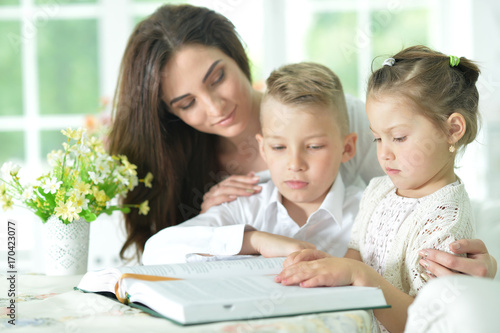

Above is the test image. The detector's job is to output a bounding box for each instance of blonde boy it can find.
[142,62,362,264]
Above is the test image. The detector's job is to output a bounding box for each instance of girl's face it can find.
[160,44,255,138]
[366,93,456,198]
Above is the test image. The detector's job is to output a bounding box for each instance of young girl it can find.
[275,45,479,332]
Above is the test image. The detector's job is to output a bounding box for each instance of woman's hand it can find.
[200,172,262,213]
[419,239,498,278]
[240,231,316,258]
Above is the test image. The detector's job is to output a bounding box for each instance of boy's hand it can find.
[241,231,316,258]
[200,172,262,213]
[283,249,332,269]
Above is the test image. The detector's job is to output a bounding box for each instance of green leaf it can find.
[37,188,56,207]
[80,210,96,222]
[35,210,50,223]
[101,206,129,215]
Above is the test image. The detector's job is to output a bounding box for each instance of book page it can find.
[77,256,285,293]
[125,256,285,279]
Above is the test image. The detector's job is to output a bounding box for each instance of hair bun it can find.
[456,57,480,86]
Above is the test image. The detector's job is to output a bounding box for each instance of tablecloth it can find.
[0,274,374,332]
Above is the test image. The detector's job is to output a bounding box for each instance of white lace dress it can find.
[348,176,475,332]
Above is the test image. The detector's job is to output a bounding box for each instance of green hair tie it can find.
[449,55,460,67]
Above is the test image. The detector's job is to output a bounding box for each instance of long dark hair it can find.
[108,4,251,261]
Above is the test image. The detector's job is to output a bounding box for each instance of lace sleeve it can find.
[402,192,475,297]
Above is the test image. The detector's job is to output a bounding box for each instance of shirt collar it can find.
[264,182,282,222]
[317,174,345,227]
[263,175,346,227]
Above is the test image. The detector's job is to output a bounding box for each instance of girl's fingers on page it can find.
[282,251,302,268]
[299,274,336,288]
[276,262,311,286]
[282,249,321,268]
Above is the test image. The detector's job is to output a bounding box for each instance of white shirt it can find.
[142,175,364,265]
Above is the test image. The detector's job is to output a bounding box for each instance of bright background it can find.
[0,0,499,276]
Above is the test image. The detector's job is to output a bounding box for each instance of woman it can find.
[108,3,496,279]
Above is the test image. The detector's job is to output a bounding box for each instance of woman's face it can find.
[161,44,254,138]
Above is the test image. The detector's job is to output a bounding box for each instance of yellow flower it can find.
[61,128,85,141]
[120,155,137,176]
[138,200,150,215]
[143,172,153,188]
[92,186,109,203]
[54,199,81,222]
[0,183,6,196]
[2,196,13,210]
[74,181,92,195]
[88,136,105,154]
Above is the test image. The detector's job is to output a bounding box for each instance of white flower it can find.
[95,157,111,176]
[113,172,129,187]
[127,174,139,190]
[1,161,21,177]
[72,193,89,210]
[47,150,64,167]
[21,187,35,201]
[41,177,62,194]
[88,171,105,184]
[75,141,90,154]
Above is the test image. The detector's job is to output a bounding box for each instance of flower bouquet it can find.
[0,127,153,275]
[0,127,151,224]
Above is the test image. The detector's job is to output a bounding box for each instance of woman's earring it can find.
[449,145,456,153]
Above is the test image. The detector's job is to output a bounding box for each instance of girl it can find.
[275,45,479,332]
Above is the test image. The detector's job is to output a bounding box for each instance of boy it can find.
[142,62,362,265]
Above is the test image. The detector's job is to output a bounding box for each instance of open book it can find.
[77,256,389,325]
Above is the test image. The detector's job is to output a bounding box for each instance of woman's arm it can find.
[419,239,497,278]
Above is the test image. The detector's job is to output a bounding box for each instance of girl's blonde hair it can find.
[367,45,480,151]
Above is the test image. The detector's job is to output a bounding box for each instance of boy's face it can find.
[256,96,356,212]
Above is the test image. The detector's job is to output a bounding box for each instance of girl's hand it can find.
[200,172,262,213]
[275,257,366,287]
[241,231,316,258]
[282,249,332,269]
[419,239,497,278]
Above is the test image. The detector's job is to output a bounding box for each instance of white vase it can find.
[43,215,90,275]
